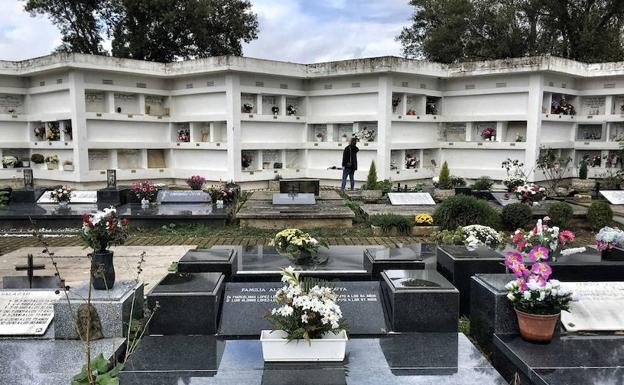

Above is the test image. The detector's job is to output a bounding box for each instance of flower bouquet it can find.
[481,127,496,141]
[462,225,504,251]
[286,104,297,116]
[261,267,347,361]
[50,186,72,207]
[46,123,60,141]
[509,218,582,261]
[514,183,546,206]
[596,226,624,260]
[2,156,17,169]
[207,181,236,205]
[131,180,157,207]
[241,153,253,169]
[177,129,190,142]
[412,213,436,235]
[271,106,279,116]
[316,132,324,142]
[242,103,254,113]
[356,127,376,142]
[81,207,129,289]
[34,125,45,140]
[270,228,328,262]
[405,155,418,169]
[415,213,433,226]
[186,175,206,190]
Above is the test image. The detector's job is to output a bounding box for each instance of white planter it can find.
[260,330,347,362]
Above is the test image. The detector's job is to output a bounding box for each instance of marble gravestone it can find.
[0,290,60,336]
[387,193,435,206]
[560,282,624,332]
[37,190,98,204]
[157,190,212,204]
[600,190,624,205]
[490,192,520,206]
[272,192,316,205]
[219,281,387,336]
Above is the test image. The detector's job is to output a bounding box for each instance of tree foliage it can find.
[398,0,624,63]
[23,0,259,62]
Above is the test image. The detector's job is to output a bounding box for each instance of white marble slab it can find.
[388,193,435,206]
[0,290,60,336]
[561,281,624,332]
[272,193,316,205]
[37,190,98,204]
[600,190,624,205]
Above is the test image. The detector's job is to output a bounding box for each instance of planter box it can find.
[260,330,347,362]
[411,225,439,236]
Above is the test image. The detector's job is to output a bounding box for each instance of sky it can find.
[0,0,412,63]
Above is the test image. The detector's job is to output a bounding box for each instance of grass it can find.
[458,316,470,335]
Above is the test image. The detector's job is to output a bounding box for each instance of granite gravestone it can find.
[560,282,624,332]
[0,290,60,336]
[280,179,320,196]
[37,190,98,204]
[157,190,212,204]
[23,168,33,189]
[490,192,520,206]
[600,190,624,205]
[387,193,436,206]
[219,281,387,336]
[272,193,316,205]
[364,246,430,278]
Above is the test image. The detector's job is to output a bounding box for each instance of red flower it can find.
[122,218,129,226]
[82,213,89,223]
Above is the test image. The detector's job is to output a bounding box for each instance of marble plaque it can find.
[388,192,435,205]
[561,282,624,332]
[219,281,386,335]
[491,192,520,206]
[272,193,316,205]
[37,190,97,204]
[157,190,211,204]
[600,191,624,205]
[0,290,60,336]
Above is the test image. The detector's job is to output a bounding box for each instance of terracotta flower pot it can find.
[514,308,560,343]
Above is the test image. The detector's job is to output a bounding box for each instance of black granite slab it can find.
[147,272,225,335]
[218,281,387,336]
[10,188,45,203]
[364,245,431,278]
[120,333,507,385]
[178,247,237,276]
[381,270,459,332]
[493,334,624,385]
[280,179,320,196]
[436,245,506,316]
[97,187,127,206]
[2,276,62,289]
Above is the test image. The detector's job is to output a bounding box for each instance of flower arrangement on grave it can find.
[271,106,279,116]
[406,109,417,115]
[426,101,437,115]
[45,155,59,170]
[2,156,17,168]
[34,125,45,140]
[509,218,583,261]
[81,207,129,289]
[595,226,624,251]
[514,183,546,206]
[462,225,505,250]
[392,97,400,112]
[265,267,347,341]
[550,97,576,115]
[481,127,496,141]
[390,160,398,170]
[63,124,72,140]
[315,132,324,142]
[50,186,72,205]
[207,181,236,205]
[270,228,328,262]
[177,128,190,142]
[242,103,254,113]
[355,127,376,142]
[501,158,529,192]
[286,104,297,116]
[131,180,157,207]
[589,155,602,167]
[46,123,60,141]
[241,153,253,169]
[186,175,206,190]
[515,133,524,142]
[405,154,419,169]
[414,214,433,226]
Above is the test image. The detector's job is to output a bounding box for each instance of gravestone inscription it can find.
[0,290,60,335]
[157,190,211,204]
[388,193,435,205]
[219,281,386,336]
[561,282,624,332]
[600,191,624,205]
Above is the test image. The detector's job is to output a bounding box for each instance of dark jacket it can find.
[342,144,359,170]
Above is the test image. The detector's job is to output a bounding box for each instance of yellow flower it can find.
[415,213,433,225]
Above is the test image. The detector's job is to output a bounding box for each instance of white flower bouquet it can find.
[462,225,505,250]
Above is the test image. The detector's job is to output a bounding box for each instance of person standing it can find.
[341,137,359,192]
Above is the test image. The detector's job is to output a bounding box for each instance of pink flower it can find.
[516,240,527,251]
[505,252,523,269]
[512,231,525,244]
[559,230,575,245]
[531,262,552,281]
[528,245,549,262]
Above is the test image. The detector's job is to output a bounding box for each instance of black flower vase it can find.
[91,250,115,290]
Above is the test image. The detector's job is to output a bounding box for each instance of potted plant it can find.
[241,153,253,170]
[269,228,328,264]
[571,159,594,194]
[132,180,157,208]
[269,174,281,191]
[186,175,206,190]
[50,186,72,208]
[481,127,496,141]
[286,105,297,116]
[412,213,438,236]
[262,267,348,362]
[80,208,129,290]
[62,160,74,171]
[432,161,455,201]
[595,226,624,261]
[514,183,546,206]
[271,106,279,116]
[471,176,494,199]
[31,153,45,166]
[504,218,584,342]
[45,155,59,170]
[362,161,383,203]
[315,132,324,142]
[502,159,529,192]
[2,156,17,169]
[177,128,190,143]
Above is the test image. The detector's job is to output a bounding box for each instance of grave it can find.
[97,169,125,205]
[361,202,436,218]
[381,269,459,332]
[177,247,237,277]
[0,290,60,336]
[2,254,61,289]
[560,281,624,332]
[272,192,316,205]
[54,280,143,339]
[157,189,212,204]
[490,192,520,206]
[219,281,387,336]
[387,192,436,206]
[37,190,98,204]
[364,245,431,278]
[600,190,624,204]
[279,179,320,196]
[237,191,354,229]
[436,245,506,315]
[147,272,224,335]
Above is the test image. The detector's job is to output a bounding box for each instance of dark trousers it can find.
[341,168,355,191]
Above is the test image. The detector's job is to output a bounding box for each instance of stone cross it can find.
[15,254,45,289]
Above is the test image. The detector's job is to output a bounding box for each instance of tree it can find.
[398,0,624,63]
[365,161,378,190]
[22,0,259,62]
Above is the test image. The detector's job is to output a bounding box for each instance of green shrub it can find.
[30,154,45,164]
[438,161,451,189]
[0,191,8,207]
[450,176,466,187]
[369,213,413,235]
[578,160,588,180]
[587,201,613,231]
[344,199,367,224]
[376,179,392,194]
[433,195,501,230]
[432,227,465,245]
[365,161,378,190]
[501,203,532,231]
[472,176,494,191]
[547,202,574,228]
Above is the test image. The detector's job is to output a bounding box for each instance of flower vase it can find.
[58,201,69,209]
[91,250,115,290]
[141,198,150,208]
[515,308,560,343]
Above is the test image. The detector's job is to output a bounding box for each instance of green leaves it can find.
[71,355,123,385]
